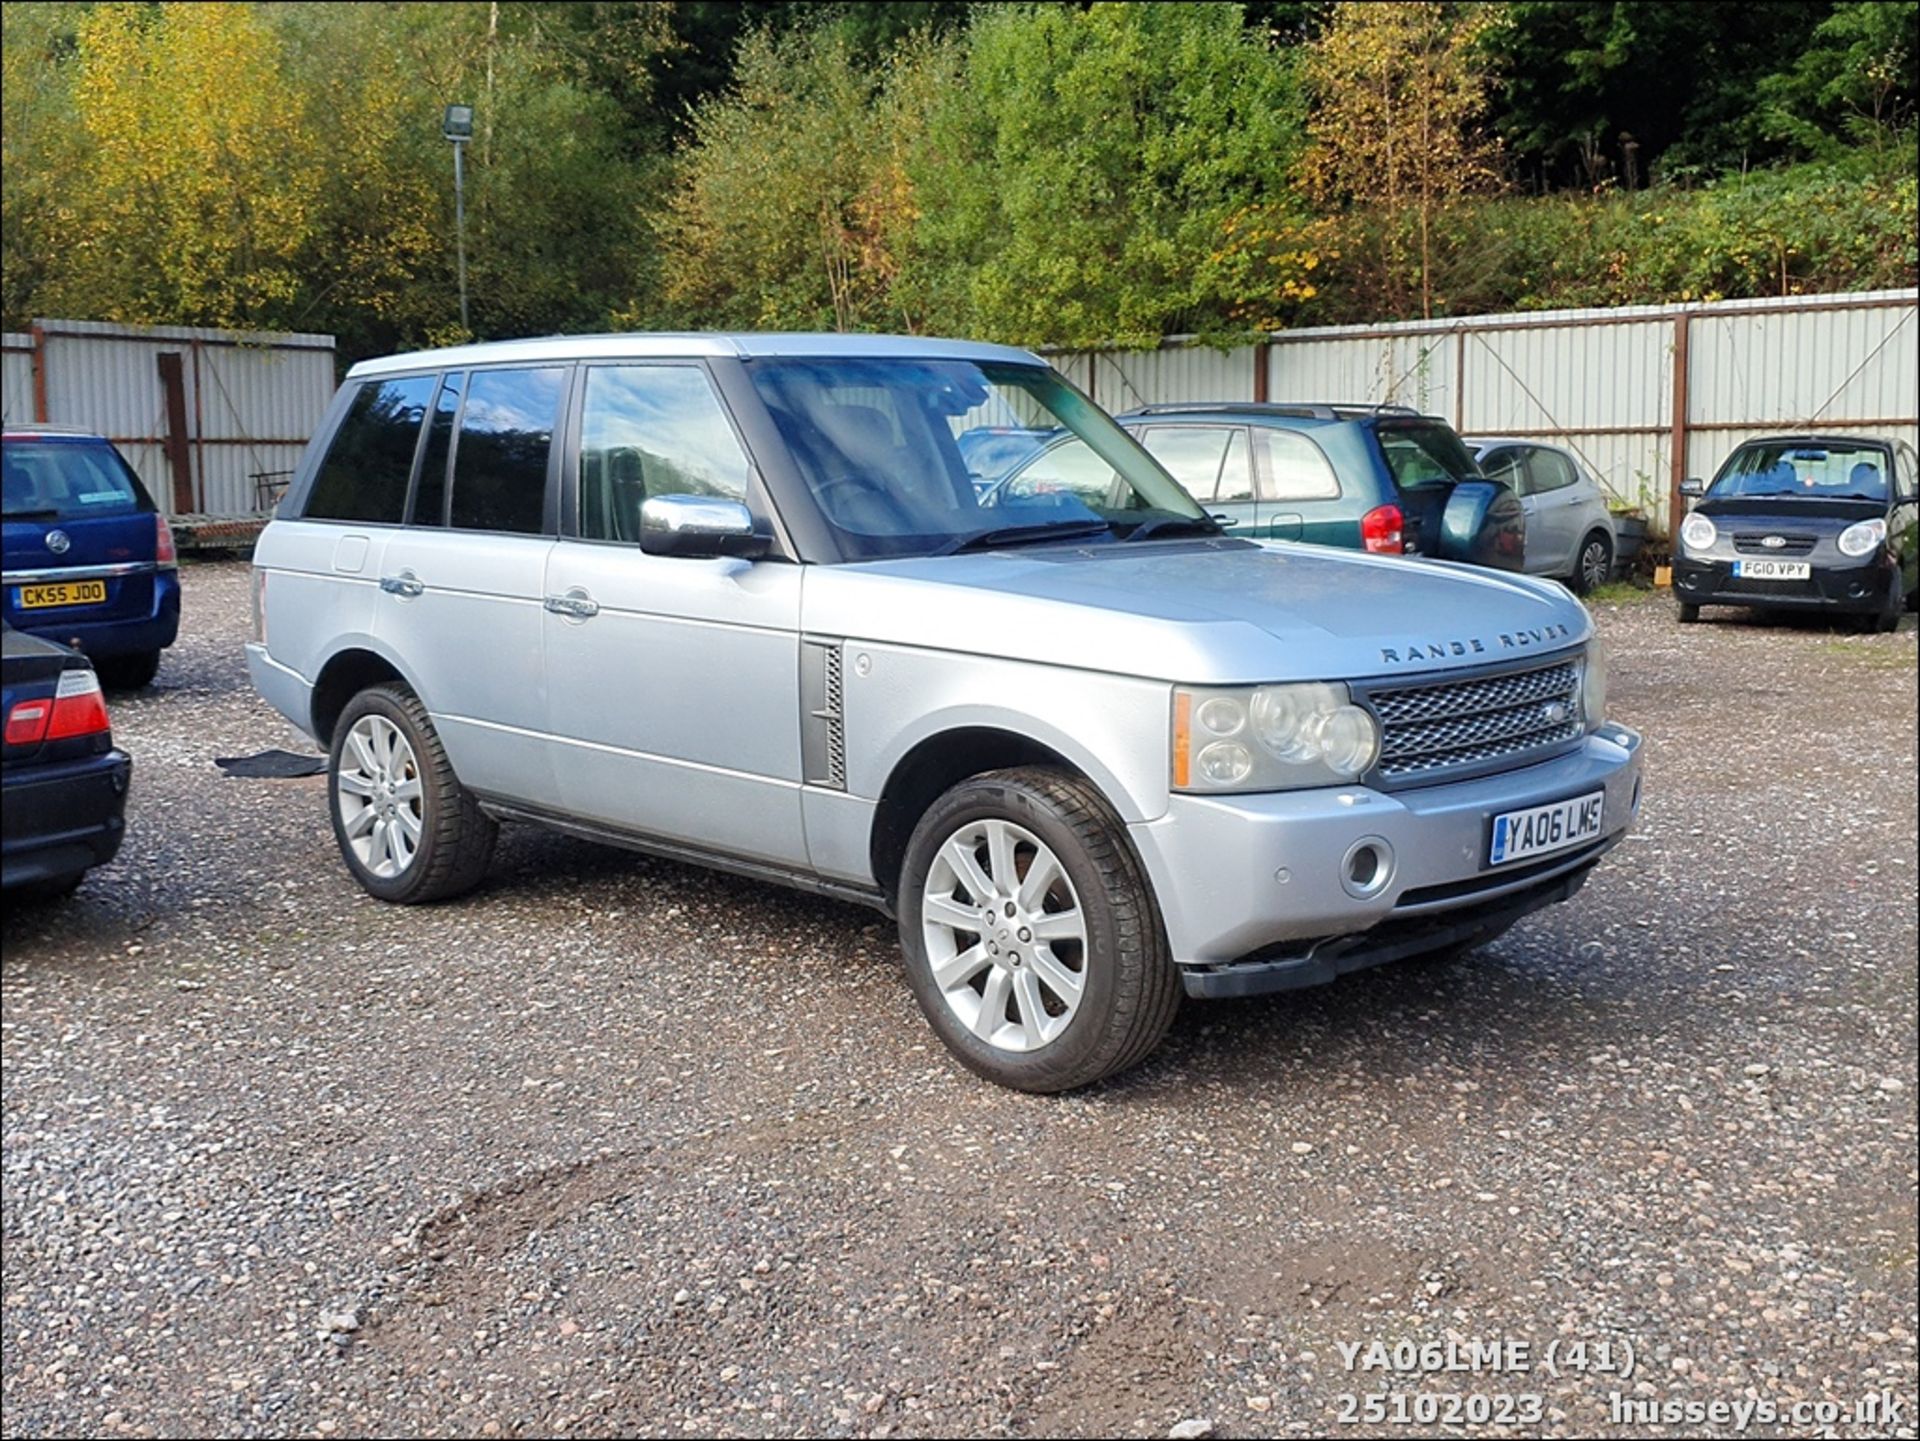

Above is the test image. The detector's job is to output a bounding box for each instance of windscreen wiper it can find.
[2,508,60,521]
[933,521,1112,557]
[1122,514,1225,543]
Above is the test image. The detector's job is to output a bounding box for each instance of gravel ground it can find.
[3,560,1915,1440]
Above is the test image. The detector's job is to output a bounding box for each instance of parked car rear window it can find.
[1710,442,1890,501]
[448,367,565,535]
[2,439,152,520]
[1376,423,1479,489]
[305,375,437,523]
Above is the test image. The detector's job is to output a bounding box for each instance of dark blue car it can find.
[2,425,181,688]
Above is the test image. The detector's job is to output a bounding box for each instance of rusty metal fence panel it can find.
[1054,289,1919,537]
[5,318,336,519]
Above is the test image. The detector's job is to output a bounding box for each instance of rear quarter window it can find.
[303,375,438,524]
[2,439,152,519]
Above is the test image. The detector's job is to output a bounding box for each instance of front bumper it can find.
[1128,726,1642,988]
[1672,554,1898,613]
[1,749,133,888]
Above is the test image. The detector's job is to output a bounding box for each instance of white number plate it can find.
[1489,791,1605,867]
[1732,559,1810,580]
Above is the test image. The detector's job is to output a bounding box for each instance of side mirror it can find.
[638,495,769,559]
[1678,477,1706,499]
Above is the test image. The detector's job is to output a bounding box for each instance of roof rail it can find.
[1116,401,1427,421]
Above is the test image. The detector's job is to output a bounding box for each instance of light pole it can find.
[443,103,474,333]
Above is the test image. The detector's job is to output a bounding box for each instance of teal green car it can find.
[993,403,1526,573]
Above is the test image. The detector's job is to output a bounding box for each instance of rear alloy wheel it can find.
[329,683,495,903]
[1570,532,1614,595]
[898,767,1179,1093]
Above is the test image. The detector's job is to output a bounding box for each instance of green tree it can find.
[1756,1,1920,156]
[1301,1,1508,319]
[908,2,1313,347]
[654,24,945,331]
[44,2,324,329]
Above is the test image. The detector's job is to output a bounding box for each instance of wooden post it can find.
[1253,341,1270,403]
[1667,313,1692,542]
[29,321,48,422]
[156,351,194,514]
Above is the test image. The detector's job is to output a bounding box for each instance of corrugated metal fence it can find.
[1050,288,1919,537]
[1,318,336,519]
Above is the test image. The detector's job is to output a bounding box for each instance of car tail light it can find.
[45,669,111,740]
[1361,503,1404,555]
[156,513,177,568]
[5,699,51,746]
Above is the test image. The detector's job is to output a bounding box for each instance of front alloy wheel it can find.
[898,767,1180,1092]
[921,817,1089,1052]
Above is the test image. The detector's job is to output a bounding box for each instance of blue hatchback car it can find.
[2,425,181,688]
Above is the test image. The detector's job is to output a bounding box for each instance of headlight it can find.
[1838,517,1886,557]
[1580,640,1607,729]
[1680,512,1717,553]
[1174,682,1381,792]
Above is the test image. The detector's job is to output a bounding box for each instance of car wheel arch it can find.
[310,643,426,747]
[869,726,1134,909]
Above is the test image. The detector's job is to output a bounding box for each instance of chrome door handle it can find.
[379,572,424,598]
[543,592,600,619]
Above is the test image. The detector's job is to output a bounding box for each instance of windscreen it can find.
[745,358,1204,560]
[1709,442,1889,501]
[2,439,152,520]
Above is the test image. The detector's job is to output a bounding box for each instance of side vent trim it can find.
[800,636,847,790]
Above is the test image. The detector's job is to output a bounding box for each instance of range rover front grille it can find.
[1361,657,1583,785]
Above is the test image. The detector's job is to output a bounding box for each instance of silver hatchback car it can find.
[1469,439,1618,593]
[248,334,1643,1091]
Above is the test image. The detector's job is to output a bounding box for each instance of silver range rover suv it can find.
[247,334,1643,1092]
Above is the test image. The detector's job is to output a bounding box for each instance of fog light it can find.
[1341,836,1395,899]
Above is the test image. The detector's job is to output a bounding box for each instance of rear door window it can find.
[304,375,437,523]
[1528,448,1579,492]
[408,372,464,527]
[2,439,152,520]
[1253,430,1340,501]
[447,367,566,535]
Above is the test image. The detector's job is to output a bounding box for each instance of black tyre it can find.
[13,871,86,903]
[327,682,495,904]
[1676,603,1700,624]
[97,650,160,690]
[897,767,1180,1093]
[1569,531,1614,595]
